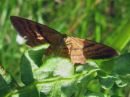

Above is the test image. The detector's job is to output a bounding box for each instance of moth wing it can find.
[10,16,66,47]
[83,40,118,59]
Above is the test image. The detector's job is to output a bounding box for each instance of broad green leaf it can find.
[100,53,130,75]
[20,53,34,85]
[35,56,74,79]
[20,44,48,85]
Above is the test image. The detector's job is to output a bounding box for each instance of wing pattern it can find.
[83,40,118,59]
[10,16,66,46]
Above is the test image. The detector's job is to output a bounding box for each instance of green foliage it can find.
[0,46,130,97]
[0,0,130,97]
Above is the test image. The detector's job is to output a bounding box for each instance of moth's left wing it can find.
[10,16,66,47]
[83,40,118,59]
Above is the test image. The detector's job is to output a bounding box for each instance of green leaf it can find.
[0,74,10,97]
[20,45,48,85]
[99,76,115,89]
[29,56,74,84]
[61,83,76,97]
[87,80,101,93]
[113,53,130,75]
[20,52,34,85]
[19,85,39,97]
[28,44,49,67]
[48,82,62,97]
[100,53,130,75]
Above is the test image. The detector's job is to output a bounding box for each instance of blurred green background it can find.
[0,0,130,79]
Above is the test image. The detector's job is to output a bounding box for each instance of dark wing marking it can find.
[10,16,66,47]
[83,40,118,59]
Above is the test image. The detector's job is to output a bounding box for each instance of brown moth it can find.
[10,16,118,64]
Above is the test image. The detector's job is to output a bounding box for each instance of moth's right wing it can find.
[83,40,118,59]
[10,16,66,47]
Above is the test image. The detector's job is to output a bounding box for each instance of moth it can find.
[10,16,118,64]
